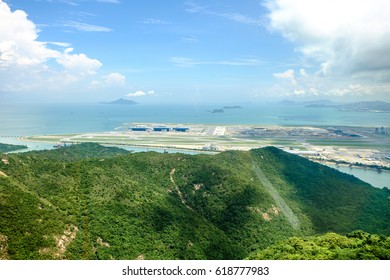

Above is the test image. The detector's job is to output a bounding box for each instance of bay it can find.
[329,164,390,189]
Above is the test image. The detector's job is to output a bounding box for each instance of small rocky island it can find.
[211,109,225,113]
[211,105,242,113]
[222,105,242,109]
[100,98,137,105]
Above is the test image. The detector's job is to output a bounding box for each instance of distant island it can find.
[100,98,137,105]
[210,105,242,114]
[307,101,390,112]
[279,99,337,106]
[338,101,390,112]
[222,105,242,109]
[279,99,390,112]
[278,100,299,106]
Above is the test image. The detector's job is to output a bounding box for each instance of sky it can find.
[1,0,390,104]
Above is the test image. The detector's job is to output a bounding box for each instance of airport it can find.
[24,123,390,169]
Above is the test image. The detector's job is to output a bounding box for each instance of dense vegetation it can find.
[0,143,27,153]
[248,230,390,260]
[0,143,389,260]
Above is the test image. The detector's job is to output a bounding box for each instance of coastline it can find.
[18,136,219,154]
[3,126,389,188]
[14,121,390,170]
[314,159,390,173]
[17,137,390,172]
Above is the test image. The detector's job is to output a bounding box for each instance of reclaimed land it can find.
[24,123,390,168]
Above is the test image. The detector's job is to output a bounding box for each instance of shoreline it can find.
[313,159,390,173]
[3,121,389,169]
[18,136,220,154]
[11,140,390,173]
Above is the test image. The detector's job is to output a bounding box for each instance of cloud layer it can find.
[0,1,58,67]
[61,20,112,32]
[266,0,390,75]
[126,90,156,97]
[265,0,390,98]
[185,1,263,26]
[170,57,264,67]
[0,0,124,94]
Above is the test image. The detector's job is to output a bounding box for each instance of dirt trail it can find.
[252,160,301,230]
[170,168,193,210]
[0,234,8,260]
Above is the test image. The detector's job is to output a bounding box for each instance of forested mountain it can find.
[0,143,27,153]
[0,143,389,260]
[248,231,390,260]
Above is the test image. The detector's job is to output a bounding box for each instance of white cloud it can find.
[185,1,263,26]
[127,90,146,97]
[40,0,121,4]
[91,72,126,87]
[47,41,72,48]
[309,87,318,95]
[57,50,102,75]
[185,1,207,13]
[299,68,308,77]
[170,57,196,67]
[180,37,199,43]
[56,0,78,6]
[327,83,379,97]
[96,0,121,3]
[0,1,59,67]
[293,89,305,96]
[126,90,156,97]
[105,72,125,84]
[0,0,108,93]
[273,69,297,85]
[265,0,390,76]
[265,0,390,99]
[142,18,172,25]
[273,69,294,79]
[61,20,112,32]
[218,12,263,26]
[170,57,264,67]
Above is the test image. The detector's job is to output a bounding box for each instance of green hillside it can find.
[0,143,27,153]
[0,143,389,260]
[248,231,390,260]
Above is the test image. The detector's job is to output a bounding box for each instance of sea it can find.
[0,102,389,188]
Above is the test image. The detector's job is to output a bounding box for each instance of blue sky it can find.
[1,0,390,103]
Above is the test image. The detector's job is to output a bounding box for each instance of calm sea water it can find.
[1,103,389,136]
[1,102,389,188]
[328,165,390,189]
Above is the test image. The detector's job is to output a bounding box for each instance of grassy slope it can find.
[251,147,390,235]
[0,143,389,259]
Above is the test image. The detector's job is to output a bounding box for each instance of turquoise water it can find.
[1,103,389,137]
[1,102,389,188]
[329,164,390,189]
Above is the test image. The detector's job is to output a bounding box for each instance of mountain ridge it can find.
[0,143,389,259]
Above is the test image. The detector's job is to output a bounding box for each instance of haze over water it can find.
[1,103,389,137]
